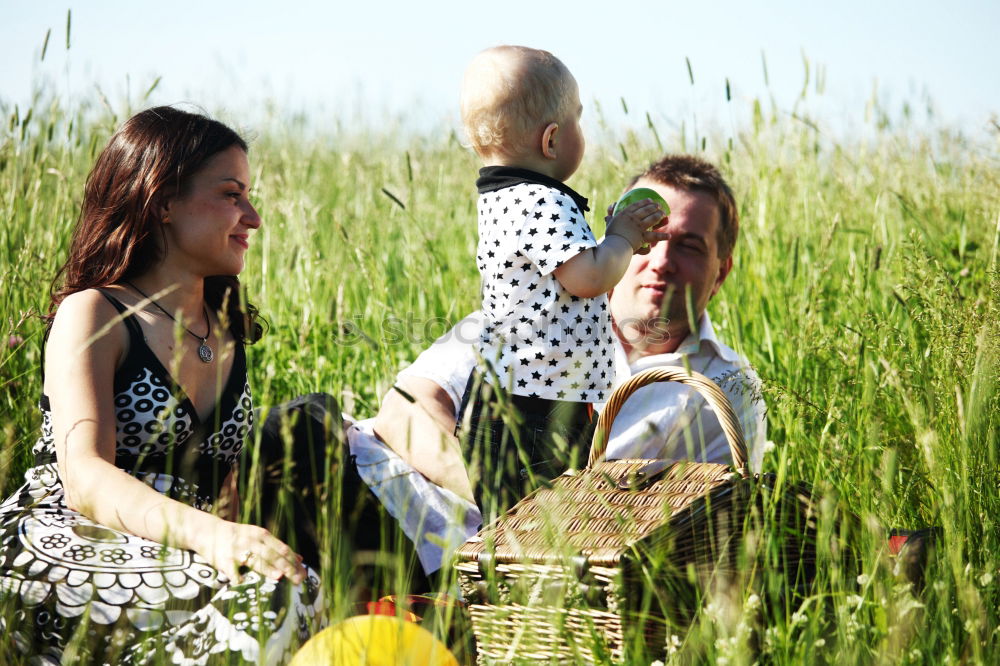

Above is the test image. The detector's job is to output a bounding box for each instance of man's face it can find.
[610,178,732,350]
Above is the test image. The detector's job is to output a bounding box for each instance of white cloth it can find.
[603,313,767,472]
[347,310,767,574]
[345,417,483,576]
[477,181,614,402]
[397,312,484,413]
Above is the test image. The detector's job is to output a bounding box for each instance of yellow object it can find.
[290,615,459,666]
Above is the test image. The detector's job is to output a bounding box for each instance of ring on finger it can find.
[239,549,255,567]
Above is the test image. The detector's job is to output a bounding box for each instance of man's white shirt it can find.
[346,310,767,574]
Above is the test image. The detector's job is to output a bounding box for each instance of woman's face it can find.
[160,146,262,277]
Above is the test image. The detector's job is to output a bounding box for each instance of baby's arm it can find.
[554,200,668,298]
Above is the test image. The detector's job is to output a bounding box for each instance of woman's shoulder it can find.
[55,287,124,321]
[48,288,130,354]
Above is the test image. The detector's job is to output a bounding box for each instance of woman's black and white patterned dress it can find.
[0,292,323,664]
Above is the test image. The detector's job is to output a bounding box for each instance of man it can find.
[345,154,768,576]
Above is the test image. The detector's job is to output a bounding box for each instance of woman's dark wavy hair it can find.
[49,106,264,343]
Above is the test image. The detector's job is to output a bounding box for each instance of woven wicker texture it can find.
[456,368,776,663]
[466,604,625,664]
[456,458,739,568]
[457,368,747,568]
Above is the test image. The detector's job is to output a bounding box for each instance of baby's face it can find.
[550,80,585,182]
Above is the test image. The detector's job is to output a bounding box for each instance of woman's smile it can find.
[230,233,249,249]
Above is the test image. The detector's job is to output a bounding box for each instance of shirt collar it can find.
[613,311,741,377]
[606,310,746,406]
[671,311,741,363]
[476,166,590,213]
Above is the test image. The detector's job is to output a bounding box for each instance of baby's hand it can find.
[605,199,670,253]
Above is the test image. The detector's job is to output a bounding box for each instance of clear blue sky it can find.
[3,0,998,138]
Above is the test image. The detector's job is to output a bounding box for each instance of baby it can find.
[457,45,668,508]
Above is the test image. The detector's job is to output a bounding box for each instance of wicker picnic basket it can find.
[455,368,819,664]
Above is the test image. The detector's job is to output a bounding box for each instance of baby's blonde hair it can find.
[460,45,578,158]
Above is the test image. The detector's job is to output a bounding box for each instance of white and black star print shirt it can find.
[474,166,615,403]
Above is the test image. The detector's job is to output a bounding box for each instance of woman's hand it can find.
[194,518,307,585]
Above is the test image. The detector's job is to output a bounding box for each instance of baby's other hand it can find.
[606,199,669,253]
[635,228,671,254]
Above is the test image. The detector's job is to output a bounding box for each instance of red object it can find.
[356,594,473,665]
[380,594,464,617]
[888,535,909,555]
[353,594,465,624]
[355,600,420,623]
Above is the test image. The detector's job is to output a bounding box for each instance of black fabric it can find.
[888,527,940,591]
[249,392,431,592]
[40,288,247,501]
[96,288,147,340]
[476,165,590,213]
[0,291,321,663]
[457,371,593,516]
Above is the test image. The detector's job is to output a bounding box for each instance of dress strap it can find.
[39,288,144,410]
[96,288,147,343]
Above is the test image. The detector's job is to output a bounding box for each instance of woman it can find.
[0,107,322,663]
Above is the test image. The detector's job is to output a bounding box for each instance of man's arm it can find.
[372,376,475,503]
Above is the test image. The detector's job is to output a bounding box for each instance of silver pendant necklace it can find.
[125,281,214,363]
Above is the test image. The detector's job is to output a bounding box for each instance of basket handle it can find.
[588,367,749,477]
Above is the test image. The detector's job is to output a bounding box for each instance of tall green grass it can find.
[2,76,999,663]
